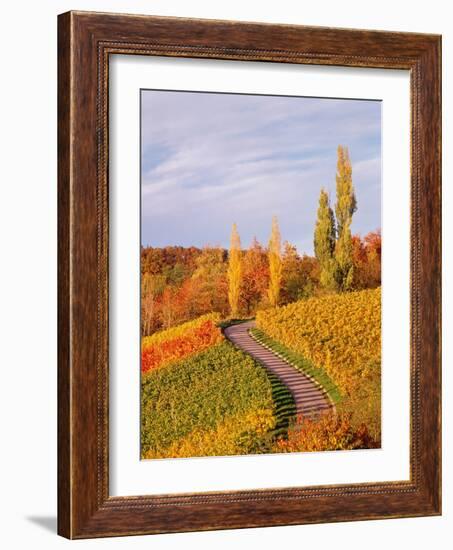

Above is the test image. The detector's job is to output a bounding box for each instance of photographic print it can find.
[140,90,382,460]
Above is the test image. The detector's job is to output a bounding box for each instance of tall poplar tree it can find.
[227,223,242,317]
[335,218,354,290]
[335,145,357,235]
[314,189,337,290]
[267,216,282,307]
[334,145,357,290]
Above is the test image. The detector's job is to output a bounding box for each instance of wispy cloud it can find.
[141,90,381,253]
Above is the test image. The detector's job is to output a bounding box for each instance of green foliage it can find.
[335,145,357,235]
[299,279,316,300]
[314,189,337,290]
[141,341,295,458]
[335,219,354,291]
[314,147,358,292]
[334,145,357,290]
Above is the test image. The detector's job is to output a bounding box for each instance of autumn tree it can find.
[335,219,354,290]
[241,237,269,315]
[281,241,305,303]
[191,246,228,316]
[352,230,381,289]
[314,189,337,290]
[335,145,357,234]
[160,286,177,329]
[227,223,242,317]
[334,145,357,290]
[141,273,158,336]
[267,216,282,307]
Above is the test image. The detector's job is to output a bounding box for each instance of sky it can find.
[141,90,381,255]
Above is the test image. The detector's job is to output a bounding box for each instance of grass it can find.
[250,327,342,405]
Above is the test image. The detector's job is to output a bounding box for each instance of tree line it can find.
[141,145,381,335]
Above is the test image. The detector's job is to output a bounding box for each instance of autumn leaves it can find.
[140,144,381,336]
[268,217,282,307]
[227,145,357,318]
[139,142,382,458]
[227,216,282,318]
[227,224,241,318]
[256,287,382,445]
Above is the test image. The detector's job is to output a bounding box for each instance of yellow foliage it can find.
[143,408,276,459]
[268,216,282,307]
[227,223,242,317]
[274,411,376,453]
[256,288,381,398]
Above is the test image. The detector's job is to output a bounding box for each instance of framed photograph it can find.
[58,11,441,538]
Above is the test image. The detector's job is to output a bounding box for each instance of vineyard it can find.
[256,287,381,441]
[141,340,294,458]
[141,313,223,373]
[140,288,381,457]
[139,142,382,457]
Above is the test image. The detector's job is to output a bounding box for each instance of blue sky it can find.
[141,90,381,255]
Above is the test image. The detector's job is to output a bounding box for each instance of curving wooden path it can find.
[224,321,332,417]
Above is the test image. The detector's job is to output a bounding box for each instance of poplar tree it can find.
[267,216,282,307]
[334,145,357,290]
[335,145,357,235]
[227,223,242,317]
[314,189,337,290]
[335,218,354,290]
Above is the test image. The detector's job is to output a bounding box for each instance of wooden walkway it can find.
[224,321,332,417]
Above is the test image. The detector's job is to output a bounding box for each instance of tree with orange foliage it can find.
[227,223,242,317]
[141,273,161,336]
[351,230,381,289]
[191,246,228,316]
[241,237,269,315]
[281,241,304,303]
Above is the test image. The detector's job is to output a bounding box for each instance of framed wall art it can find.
[58,11,441,538]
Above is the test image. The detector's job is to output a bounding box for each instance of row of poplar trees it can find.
[227,216,282,318]
[314,145,357,291]
[227,144,357,317]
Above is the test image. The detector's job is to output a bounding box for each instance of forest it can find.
[141,145,382,459]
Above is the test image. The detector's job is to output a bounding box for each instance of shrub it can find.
[274,412,377,453]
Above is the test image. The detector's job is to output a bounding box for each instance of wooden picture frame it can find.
[58,10,441,539]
